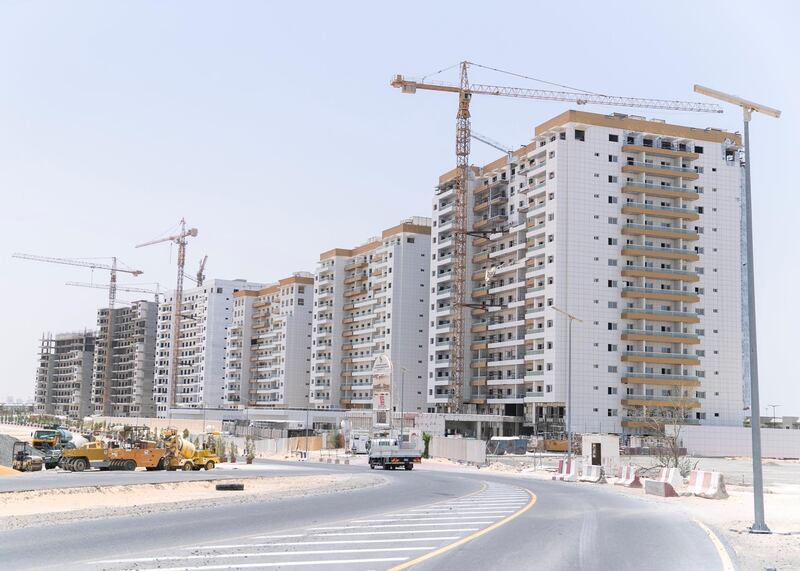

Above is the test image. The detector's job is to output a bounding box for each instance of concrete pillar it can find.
[476,421,482,440]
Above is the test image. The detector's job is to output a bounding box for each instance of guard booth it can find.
[580,434,620,472]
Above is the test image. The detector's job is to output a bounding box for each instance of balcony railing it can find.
[622,308,698,319]
[622,244,697,257]
[622,328,697,340]
[623,351,698,361]
[623,265,697,278]
[625,160,694,174]
[623,223,698,237]
[623,182,698,196]
[622,202,698,216]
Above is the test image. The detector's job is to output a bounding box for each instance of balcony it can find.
[621,328,700,345]
[622,223,699,241]
[621,351,700,366]
[622,417,700,428]
[621,182,700,201]
[622,244,699,262]
[621,265,699,282]
[621,144,700,161]
[621,202,699,221]
[621,286,700,303]
[621,395,701,408]
[621,160,699,180]
[621,307,700,323]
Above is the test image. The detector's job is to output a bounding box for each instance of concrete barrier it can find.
[645,479,679,497]
[579,464,605,483]
[655,467,683,489]
[430,436,486,465]
[687,470,728,499]
[614,465,642,488]
[552,459,581,482]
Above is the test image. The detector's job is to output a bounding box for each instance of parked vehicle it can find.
[59,440,166,471]
[350,431,370,454]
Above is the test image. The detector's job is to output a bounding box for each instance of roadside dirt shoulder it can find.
[0,473,384,530]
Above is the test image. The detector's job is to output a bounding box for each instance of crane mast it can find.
[136,219,198,414]
[392,61,722,415]
[12,253,142,415]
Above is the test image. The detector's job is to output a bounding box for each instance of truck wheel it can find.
[124,460,136,471]
[405,463,413,471]
[73,458,88,472]
[370,463,375,470]
[205,461,215,471]
[382,464,390,470]
[182,462,193,471]
[157,457,166,471]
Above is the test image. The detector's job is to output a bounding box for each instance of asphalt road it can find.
[0,460,735,571]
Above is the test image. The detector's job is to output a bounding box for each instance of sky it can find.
[0,1,797,415]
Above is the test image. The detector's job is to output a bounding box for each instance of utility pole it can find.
[694,84,780,535]
[768,404,781,428]
[399,367,408,442]
[551,306,582,462]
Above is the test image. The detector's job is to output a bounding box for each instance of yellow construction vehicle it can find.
[162,428,218,471]
[12,441,43,472]
[59,440,166,472]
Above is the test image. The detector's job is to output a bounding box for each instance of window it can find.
[608,196,617,204]
[695,145,704,154]
[608,366,617,373]
[298,298,304,306]
[608,134,618,142]
[607,344,617,352]
[608,259,617,267]
[608,409,618,417]
[608,238,617,245]
[575,129,585,141]
[607,387,618,395]
[608,175,618,183]
[608,217,617,224]
[608,301,617,309]
[407,237,415,243]
[608,155,618,163]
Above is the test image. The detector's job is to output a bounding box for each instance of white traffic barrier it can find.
[552,459,581,482]
[614,465,642,488]
[687,470,728,499]
[644,467,683,497]
[579,464,605,483]
[657,467,684,489]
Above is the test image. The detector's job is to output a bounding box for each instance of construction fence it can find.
[429,436,487,465]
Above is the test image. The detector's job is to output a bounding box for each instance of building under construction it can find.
[34,330,96,419]
[91,301,158,417]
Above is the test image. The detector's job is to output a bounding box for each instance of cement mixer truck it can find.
[162,428,218,471]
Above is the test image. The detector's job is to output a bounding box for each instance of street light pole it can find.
[400,367,407,442]
[768,404,780,429]
[694,84,780,534]
[551,306,582,462]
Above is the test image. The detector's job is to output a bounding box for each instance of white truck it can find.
[349,431,370,454]
[368,437,421,471]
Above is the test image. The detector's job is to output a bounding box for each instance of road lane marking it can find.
[312,529,478,536]
[249,534,305,539]
[120,557,410,571]
[93,547,433,564]
[352,517,501,523]
[310,522,494,530]
[693,519,735,571]
[388,488,537,571]
[184,537,462,549]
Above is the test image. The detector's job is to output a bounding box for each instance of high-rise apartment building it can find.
[34,330,96,418]
[224,273,314,408]
[154,278,264,417]
[92,301,158,417]
[429,110,744,435]
[311,217,432,412]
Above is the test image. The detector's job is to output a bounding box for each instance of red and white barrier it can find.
[655,467,684,489]
[579,464,605,483]
[613,465,642,488]
[552,459,580,482]
[687,470,728,499]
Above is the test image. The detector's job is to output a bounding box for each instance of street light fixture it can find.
[694,83,781,534]
[550,305,582,462]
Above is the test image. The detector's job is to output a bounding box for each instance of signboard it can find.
[371,354,392,426]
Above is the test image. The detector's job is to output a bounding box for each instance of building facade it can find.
[310,217,432,413]
[34,330,96,419]
[154,278,264,417]
[224,273,314,409]
[92,301,158,417]
[428,110,744,435]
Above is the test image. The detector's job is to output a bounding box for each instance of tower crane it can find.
[135,219,198,412]
[65,281,161,304]
[12,253,143,415]
[392,61,723,414]
[196,255,208,287]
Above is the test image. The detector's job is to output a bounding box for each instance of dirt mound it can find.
[0,465,20,476]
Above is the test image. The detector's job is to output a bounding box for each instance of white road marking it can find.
[251,534,305,539]
[312,529,479,536]
[184,537,462,550]
[120,557,409,571]
[352,517,501,523]
[310,521,494,530]
[94,547,433,564]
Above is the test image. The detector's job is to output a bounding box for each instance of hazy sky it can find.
[1,1,797,415]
